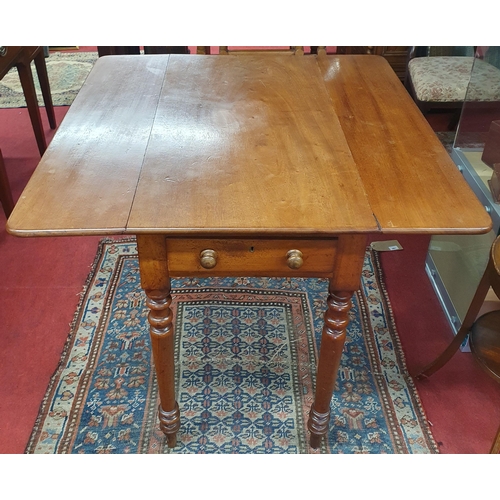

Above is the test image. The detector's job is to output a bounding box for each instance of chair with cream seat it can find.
[404,46,500,129]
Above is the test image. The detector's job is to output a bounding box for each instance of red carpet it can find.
[0,107,103,452]
[369,232,500,453]
[1,56,500,454]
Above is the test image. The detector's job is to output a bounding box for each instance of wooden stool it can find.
[0,149,14,217]
[414,235,500,453]
[0,46,56,156]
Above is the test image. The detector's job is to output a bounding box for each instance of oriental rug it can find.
[25,239,438,454]
[0,51,98,108]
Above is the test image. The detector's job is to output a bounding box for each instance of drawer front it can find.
[165,238,338,277]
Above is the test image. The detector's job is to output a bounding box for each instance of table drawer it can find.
[165,238,338,277]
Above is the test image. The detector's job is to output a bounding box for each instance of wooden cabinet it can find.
[336,46,408,81]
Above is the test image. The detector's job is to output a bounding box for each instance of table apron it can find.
[164,237,339,278]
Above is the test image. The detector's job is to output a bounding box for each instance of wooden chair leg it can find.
[0,149,14,217]
[412,258,493,379]
[16,61,47,155]
[33,49,56,130]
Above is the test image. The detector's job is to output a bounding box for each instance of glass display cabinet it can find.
[426,46,500,350]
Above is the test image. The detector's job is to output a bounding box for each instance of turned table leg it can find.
[308,288,353,448]
[307,235,367,448]
[137,234,180,448]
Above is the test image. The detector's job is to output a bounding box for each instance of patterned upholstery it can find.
[409,56,500,103]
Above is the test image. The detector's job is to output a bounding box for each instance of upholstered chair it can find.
[405,46,500,129]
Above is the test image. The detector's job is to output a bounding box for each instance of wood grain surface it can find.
[7,56,168,235]
[6,54,492,238]
[318,55,491,234]
[128,55,376,236]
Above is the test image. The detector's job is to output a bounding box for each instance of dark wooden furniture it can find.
[197,46,307,55]
[0,46,56,155]
[0,149,14,217]
[196,47,326,56]
[6,54,491,449]
[336,46,408,81]
[97,46,189,57]
[415,235,500,453]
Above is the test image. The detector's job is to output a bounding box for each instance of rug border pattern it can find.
[24,237,108,453]
[59,252,138,453]
[368,250,439,453]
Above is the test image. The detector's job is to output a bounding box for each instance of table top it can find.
[6,54,492,238]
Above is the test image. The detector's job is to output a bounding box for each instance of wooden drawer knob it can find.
[286,249,303,269]
[200,249,218,269]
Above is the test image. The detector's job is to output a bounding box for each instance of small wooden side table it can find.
[415,235,500,453]
[6,54,492,449]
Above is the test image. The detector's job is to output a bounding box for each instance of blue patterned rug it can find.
[26,239,438,454]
